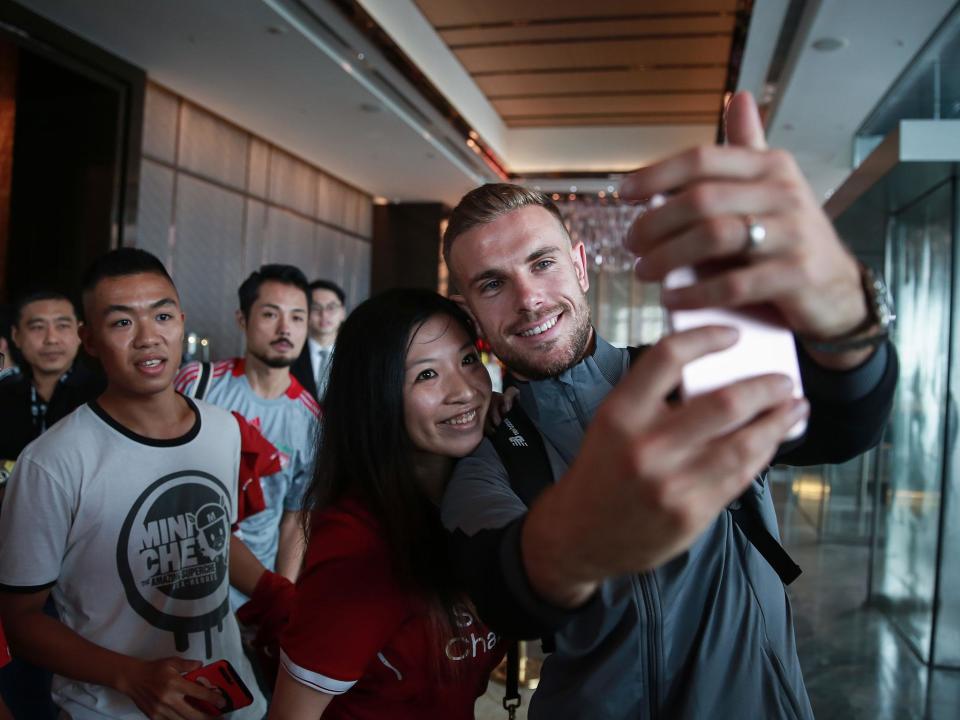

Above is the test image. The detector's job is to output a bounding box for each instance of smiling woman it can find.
[268,288,503,720]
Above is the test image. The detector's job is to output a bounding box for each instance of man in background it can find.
[0,291,104,464]
[176,265,319,600]
[292,279,345,403]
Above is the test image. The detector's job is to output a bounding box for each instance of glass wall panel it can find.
[856,5,960,158]
[871,179,954,661]
[933,177,960,668]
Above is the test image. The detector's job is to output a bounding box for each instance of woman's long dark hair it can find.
[303,288,479,660]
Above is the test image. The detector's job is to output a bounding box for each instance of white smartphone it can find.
[664,266,807,441]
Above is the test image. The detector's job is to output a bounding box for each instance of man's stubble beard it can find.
[488,300,593,381]
[249,349,296,369]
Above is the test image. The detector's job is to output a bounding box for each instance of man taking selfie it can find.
[441,93,898,719]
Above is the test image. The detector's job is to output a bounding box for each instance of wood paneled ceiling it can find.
[414,0,742,128]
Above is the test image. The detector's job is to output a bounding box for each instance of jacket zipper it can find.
[572,383,660,716]
[638,573,660,719]
[569,384,590,430]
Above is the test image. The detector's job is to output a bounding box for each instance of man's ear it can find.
[10,325,22,351]
[235,309,246,331]
[450,293,485,340]
[571,241,590,293]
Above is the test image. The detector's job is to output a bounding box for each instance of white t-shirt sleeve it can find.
[0,456,74,590]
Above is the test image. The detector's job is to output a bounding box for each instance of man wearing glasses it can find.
[292,279,345,403]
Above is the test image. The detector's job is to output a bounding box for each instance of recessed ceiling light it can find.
[811,37,848,52]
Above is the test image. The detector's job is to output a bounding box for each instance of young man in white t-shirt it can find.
[0,248,266,720]
[175,265,318,602]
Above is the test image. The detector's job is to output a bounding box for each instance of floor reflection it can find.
[476,476,960,719]
[775,477,960,720]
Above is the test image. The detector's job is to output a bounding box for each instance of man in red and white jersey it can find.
[176,265,319,605]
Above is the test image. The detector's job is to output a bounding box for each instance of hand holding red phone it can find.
[114,656,225,720]
[184,660,254,716]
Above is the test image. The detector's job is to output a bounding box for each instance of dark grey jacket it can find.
[442,335,897,720]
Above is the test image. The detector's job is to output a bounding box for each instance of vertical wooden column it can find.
[371,202,448,295]
[0,37,17,303]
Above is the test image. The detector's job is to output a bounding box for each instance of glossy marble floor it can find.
[475,476,960,719]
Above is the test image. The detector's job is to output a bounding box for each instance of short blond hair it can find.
[442,183,567,265]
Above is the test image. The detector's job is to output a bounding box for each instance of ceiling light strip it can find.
[435,11,737,32]
[489,89,723,100]
[472,63,727,76]
[503,111,718,120]
[448,31,733,50]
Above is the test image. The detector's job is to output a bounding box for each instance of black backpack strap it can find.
[490,404,557,708]
[729,493,802,584]
[191,361,212,401]
[489,404,554,508]
[627,345,647,364]
[502,642,521,719]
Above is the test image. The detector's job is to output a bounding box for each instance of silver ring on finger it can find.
[743,215,767,253]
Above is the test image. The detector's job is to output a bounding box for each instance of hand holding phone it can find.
[664,265,807,441]
[184,660,254,716]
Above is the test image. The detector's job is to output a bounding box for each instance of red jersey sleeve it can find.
[279,505,406,695]
[231,412,281,525]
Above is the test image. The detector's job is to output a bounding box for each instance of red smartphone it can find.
[664,265,807,441]
[184,659,254,715]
